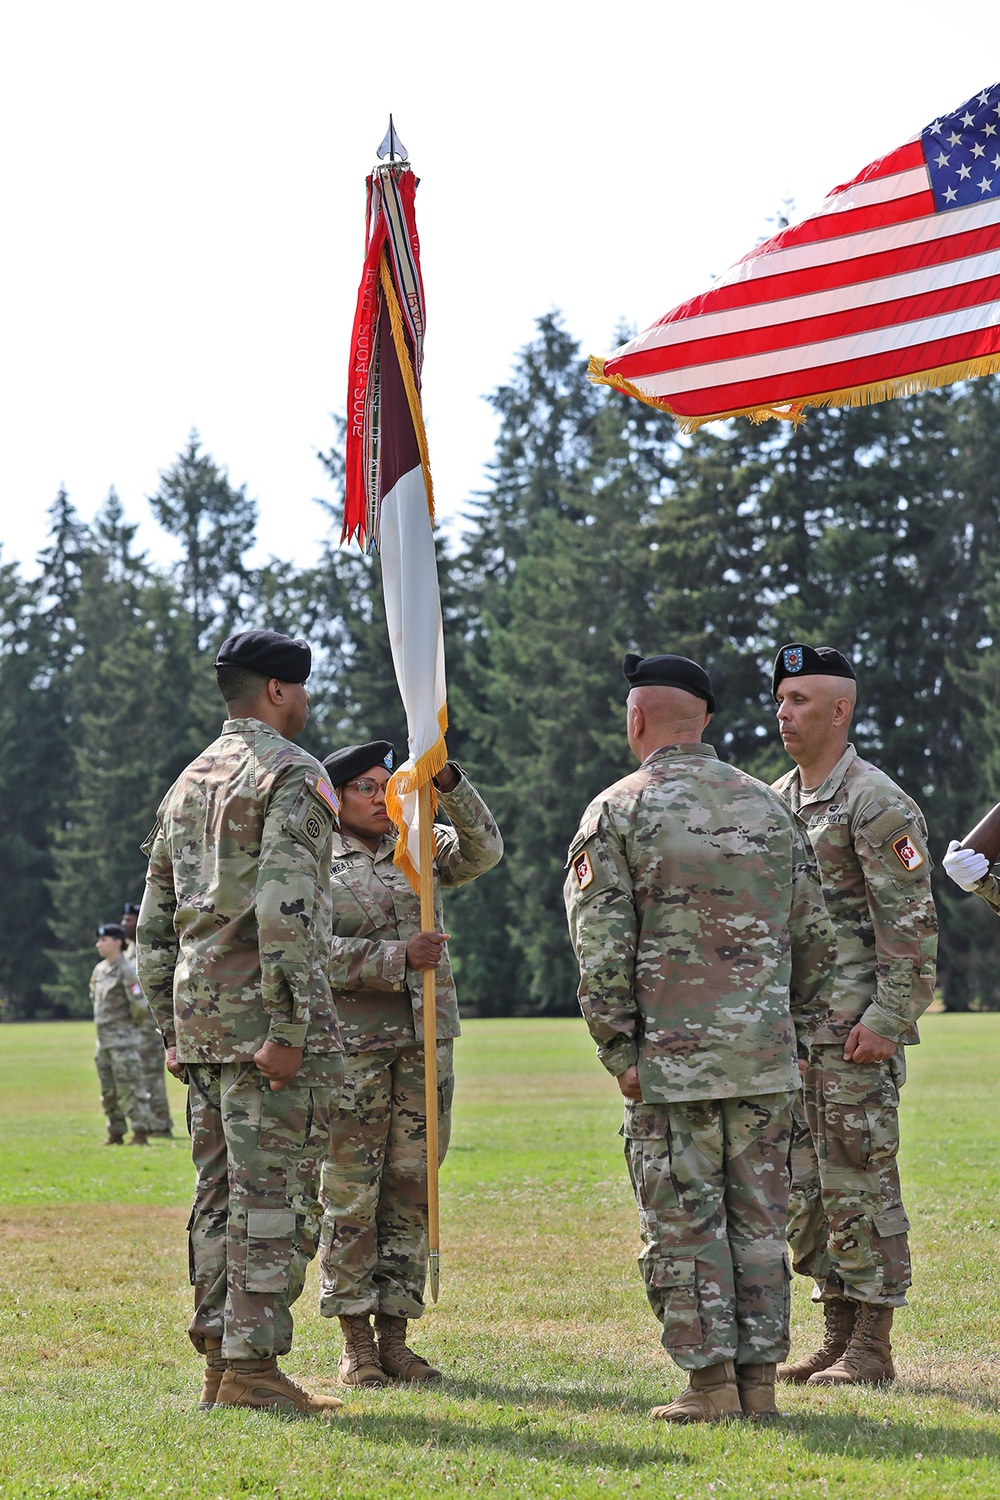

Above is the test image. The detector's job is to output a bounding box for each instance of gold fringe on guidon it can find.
[587,350,1000,433]
[384,707,450,892]
[380,251,435,522]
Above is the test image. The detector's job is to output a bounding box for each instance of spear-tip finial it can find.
[377,115,409,164]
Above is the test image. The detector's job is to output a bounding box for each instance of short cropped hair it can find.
[216,663,269,706]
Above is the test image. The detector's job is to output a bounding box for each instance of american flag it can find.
[592,83,1000,430]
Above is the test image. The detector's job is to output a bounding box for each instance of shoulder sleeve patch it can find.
[284,775,337,853]
[891,832,925,872]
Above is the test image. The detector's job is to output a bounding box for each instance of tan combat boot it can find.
[198,1337,226,1410]
[736,1362,778,1418]
[649,1360,743,1423]
[128,1131,149,1147]
[104,1133,125,1146]
[215,1357,344,1414]
[808,1304,895,1385]
[338,1315,390,1388]
[374,1314,441,1383]
[778,1297,856,1384]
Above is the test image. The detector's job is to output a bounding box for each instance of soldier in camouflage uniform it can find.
[317,740,503,1387]
[121,902,174,1138]
[137,629,344,1417]
[564,654,835,1423]
[91,922,152,1146]
[771,643,937,1387]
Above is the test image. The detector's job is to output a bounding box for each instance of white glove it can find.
[943,839,989,891]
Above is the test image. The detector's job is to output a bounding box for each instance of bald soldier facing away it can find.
[137,629,344,1417]
[772,644,937,1387]
[565,653,834,1423]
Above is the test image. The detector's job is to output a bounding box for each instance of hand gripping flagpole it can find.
[419,781,440,1302]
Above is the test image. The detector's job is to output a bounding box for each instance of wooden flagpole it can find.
[418,779,440,1301]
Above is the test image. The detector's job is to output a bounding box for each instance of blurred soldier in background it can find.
[137,629,344,1418]
[91,921,151,1147]
[772,644,937,1387]
[317,740,502,1388]
[565,654,834,1423]
[121,901,174,1138]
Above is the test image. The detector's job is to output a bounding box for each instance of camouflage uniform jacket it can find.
[136,716,342,1069]
[968,872,1000,916]
[772,744,937,1046]
[564,742,834,1104]
[91,954,148,1048]
[124,938,159,1043]
[328,771,503,1052]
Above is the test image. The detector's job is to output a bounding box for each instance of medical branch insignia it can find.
[783,646,804,674]
[574,850,594,889]
[892,833,924,871]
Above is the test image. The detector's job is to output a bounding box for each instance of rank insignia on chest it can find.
[574,850,594,889]
[783,646,804,674]
[892,833,924,871]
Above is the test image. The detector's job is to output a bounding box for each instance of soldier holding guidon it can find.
[91,921,152,1147]
[771,644,937,1387]
[565,653,834,1423]
[317,739,502,1387]
[137,630,345,1417]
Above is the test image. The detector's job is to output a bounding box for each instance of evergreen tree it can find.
[148,432,258,650]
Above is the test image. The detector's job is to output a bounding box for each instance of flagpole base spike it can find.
[428,1250,440,1304]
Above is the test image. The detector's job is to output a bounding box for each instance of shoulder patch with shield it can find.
[891,833,924,871]
[574,850,594,890]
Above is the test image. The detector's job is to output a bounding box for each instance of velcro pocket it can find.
[645,1257,702,1348]
[244,1207,296,1293]
[872,1205,910,1239]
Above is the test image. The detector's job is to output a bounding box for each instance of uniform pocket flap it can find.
[858,801,910,846]
[872,1206,910,1238]
[247,1208,296,1241]
[623,1102,672,1140]
[647,1256,696,1290]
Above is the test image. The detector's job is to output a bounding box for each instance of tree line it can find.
[4,313,1000,1021]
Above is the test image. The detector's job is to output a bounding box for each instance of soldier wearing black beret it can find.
[316,738,503,1388]
[770,642,936,1389]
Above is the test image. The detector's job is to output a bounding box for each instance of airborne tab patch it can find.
[892,833,924,871]
[575,850,594,889]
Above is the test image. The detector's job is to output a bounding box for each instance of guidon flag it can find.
[343,156,447,892]
[591,82,1000,430]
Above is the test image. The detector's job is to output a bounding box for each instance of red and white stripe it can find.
[603,138,1000,421]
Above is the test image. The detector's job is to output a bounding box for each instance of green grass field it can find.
[1,1015,998,1499]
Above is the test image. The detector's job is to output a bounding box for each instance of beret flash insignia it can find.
[574,850,594,889]
[384,749,395,770]
[783,646,804,674]
[892,833,924,871]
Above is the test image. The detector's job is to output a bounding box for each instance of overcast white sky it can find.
[2,1,999,576]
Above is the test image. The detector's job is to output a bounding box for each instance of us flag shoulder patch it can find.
[892,833,924,871]
[575,850,594,889]
[315,777,339,815]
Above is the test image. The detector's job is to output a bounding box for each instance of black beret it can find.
[323,740,397,787]
[623,652,716,714]
[121,902,141,916]
[96,923,125,942]
[215,629,312,684]
[772,643,857,699]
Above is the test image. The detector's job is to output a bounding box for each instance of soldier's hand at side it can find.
[843,1022,896,1064]
[616,1064,643,1101]
[254,1040,304,1090]
[406,932,449,970]
[165,1045,185,1081]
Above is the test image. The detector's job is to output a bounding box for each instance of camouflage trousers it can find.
[186,1063,334,1361]
[95,1044,151,1138]
[624,1091,795,1371]
[789,1043,910,1308]
[318,1039,454,1321]
[138,1030,174,1135]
